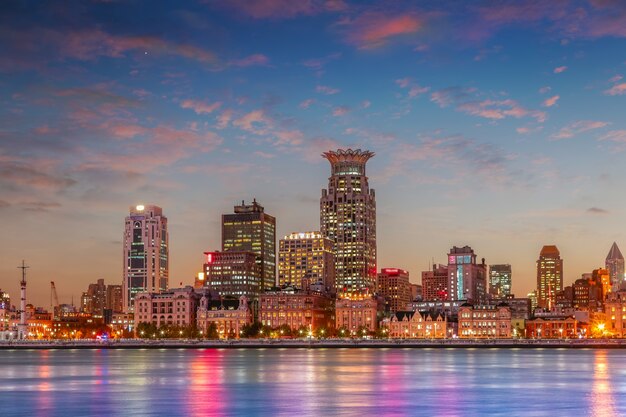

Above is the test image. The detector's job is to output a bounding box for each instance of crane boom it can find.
[51,281,60,319]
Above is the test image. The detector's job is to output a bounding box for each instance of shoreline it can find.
[1,339,626,350]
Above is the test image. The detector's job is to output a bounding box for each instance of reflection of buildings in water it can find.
[188,350,227,417]
[591,351,617,417]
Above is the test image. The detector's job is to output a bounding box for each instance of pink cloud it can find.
[233,109,271,133]
[542,95,560,107]
[316,85,340,95]
[604,83,626,95]
[553,66,568,74]
[302,52,342,70]
[274,130,304,146]
[229,54,270,67]
[341,12,423,49]
[457,99,546,122]
[216,109,233,129]
[396,77,430,98]
[332,106,350,116]
[599,130,626,144]
[61,29,215,63]
[551,120,610,139]
[361,100,371,108]
[539,86,552,94]
[180,99,222,114]
[210,0,345,19]
[299,99,315,109]
[609,75,623,83]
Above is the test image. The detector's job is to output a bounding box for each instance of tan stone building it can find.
[458,303,512,338]
[259,287,334,331]
[196,295,252,339]
[382,311,447,339]
[335,297,383,334]
[604,290,626,337]
[135,286,201,328]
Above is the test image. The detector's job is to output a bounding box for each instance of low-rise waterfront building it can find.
[196,295,252,339]
[458,303,512,338]
[335,297,384,334]
[382,311,447,339]
[134,286,202,328]
[525,316,578,339]
[259,286,334,332]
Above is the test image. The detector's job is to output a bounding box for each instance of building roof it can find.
[606,242,624,261]
[540,245,560,256]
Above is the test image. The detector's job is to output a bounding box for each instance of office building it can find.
[489,264,512,298]
[447,246,487,303]
[277,231,335,290]
[123,205,168,313]
[321,149,376,297]
[202,251,262,300]
[536,245,563,309]
[222,200,276,291]
[422,264,448,301]
[377,268,411,313]
[259,287,334,332]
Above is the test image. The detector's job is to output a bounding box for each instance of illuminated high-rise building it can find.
[536,245,563,309]
[489,264,512,298]
[203,251,262,299]
[377,268,411,312]
[321,149,376,297]
[278,232,335,290]
[606,242,625,290]
[447,246,487,303]
[222,199,276,291]
[123,205,168,313]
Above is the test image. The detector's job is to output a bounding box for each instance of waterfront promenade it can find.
[2,338,626,349]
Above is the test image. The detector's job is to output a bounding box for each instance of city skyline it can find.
[2,1,626,307]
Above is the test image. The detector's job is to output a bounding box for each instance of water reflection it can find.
[591,350,617,417]
[2,348,626,416]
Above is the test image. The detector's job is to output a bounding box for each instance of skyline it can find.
[2,0,626,307]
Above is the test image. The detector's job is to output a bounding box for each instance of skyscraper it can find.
[489,264,512,298]
[536,245,563,309]
[447,246,487,303]
[123,205,169,313]
[606,242,625,290]
[278,232,335,290]
[203,251,262,299]
[321,149,376,297]
[222,199,276,291]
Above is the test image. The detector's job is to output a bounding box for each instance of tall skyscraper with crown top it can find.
[320,149,376,297]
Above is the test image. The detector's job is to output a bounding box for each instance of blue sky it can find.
[2,0,626,307]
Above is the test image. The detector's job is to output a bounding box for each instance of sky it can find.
[2,0,626,308]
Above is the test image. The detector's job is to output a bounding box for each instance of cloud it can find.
[516,126,543,134]
[457,99,546,122]
[316,85,340,95]
[587,207,609,215]
[233,109,271,134]
[229,54,270,67]
[553,66,568,74]
[302,52,342,70]
[542,95,560,107]
[599,130,626,144]
[332,106,350,116]
[180,99,222,114]
[339,11,424,49]
[361,100,371,108]
[20,201,62,212]
[216,109,234,129]
[429,87,546,122]
[551,120,610,139]
[396,78,430,98]
[609,75,623,83]
[604,83,626,95]
[0,155,76,191]
[539,86,552,94]
[209,0,345,19]
[299,99,315,109]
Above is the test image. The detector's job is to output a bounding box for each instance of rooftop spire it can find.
[606,242,624,261]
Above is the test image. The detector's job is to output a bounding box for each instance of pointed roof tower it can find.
[606,242,624,261]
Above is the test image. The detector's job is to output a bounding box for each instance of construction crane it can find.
[50,281,60,320]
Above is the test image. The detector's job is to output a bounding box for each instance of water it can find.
[0,348,624,416]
